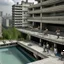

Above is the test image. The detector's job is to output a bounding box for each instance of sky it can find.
[0,0,37,15]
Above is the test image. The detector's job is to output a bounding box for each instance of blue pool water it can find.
[0,46,36,64]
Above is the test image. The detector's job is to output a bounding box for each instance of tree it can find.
[2,27,21,40]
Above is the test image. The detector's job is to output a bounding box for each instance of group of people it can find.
[53,47,64,61]
[43,28,60,39]
[43,43,49,53]
[43,43,64,61]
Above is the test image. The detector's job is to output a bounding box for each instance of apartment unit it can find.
[18,0,64,54]
[0,12,2,37]
[12,0,33,28]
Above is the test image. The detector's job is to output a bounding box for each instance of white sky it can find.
[0,0,37,15]
[13,0,37,4]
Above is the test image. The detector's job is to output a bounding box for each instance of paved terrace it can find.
[0,40,64,64]
[17,28,64,45]
[17,41,64,64]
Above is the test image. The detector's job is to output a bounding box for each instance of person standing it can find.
[43,28,48,35]
[54,48,57,56]
[56,28,60,39]
[46,43,49,53]
[61,51,64,60]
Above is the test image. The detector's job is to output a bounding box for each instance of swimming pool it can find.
[0,46,36,64]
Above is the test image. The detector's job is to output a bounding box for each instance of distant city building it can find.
[2,14,12,28]
[12,0,33,28]
[0,11,2,37]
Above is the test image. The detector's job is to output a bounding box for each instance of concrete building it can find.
[12,0,33,28]
[28,0,64,32]
[17,0,64,55]
[0,12,2,37]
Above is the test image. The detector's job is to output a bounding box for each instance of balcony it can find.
[28,0,64,8]
[28,10,41,14]
[41,0,64,6]
[14,15,22,17]
[28,17,41,20]
[28,5,64,14]
[14,20,22,22]
[13,9,22,12]
[41,5,64,13]
[28,17,42,22]
[28,16,64,24]
[42,16,64,21]
[13,12,22,15]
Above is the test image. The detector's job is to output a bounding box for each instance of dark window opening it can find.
[34,7,40,10]
[34,14,40,17]
[29,8,33,11]
[30,14,33,17]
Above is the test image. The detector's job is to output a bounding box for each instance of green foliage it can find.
[2,27,21,40]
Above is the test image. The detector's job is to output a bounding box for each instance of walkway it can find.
[17,28,64,45]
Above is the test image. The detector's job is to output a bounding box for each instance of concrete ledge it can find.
[17,41,48,59]
[17,29,64,45]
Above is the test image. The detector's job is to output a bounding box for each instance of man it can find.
[43,28,48,35]
[61,51,64,60]
[46,43,49,53]
[54,48,57,56]
[56,28,60,39]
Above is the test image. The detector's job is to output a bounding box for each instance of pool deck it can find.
[28,57,64,64]
[0,40,17,47]
[17,41,64,64]
[0,40,64,64]
[0,41,4,45]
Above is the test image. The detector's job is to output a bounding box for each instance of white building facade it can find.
[12,0,33,28]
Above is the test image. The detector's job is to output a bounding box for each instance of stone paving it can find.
[28,57,64,64]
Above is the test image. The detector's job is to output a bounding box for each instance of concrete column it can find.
[40,13,42,18]
[33,8,34,11]
[40,22,42,32]
[29,34,31,41]
[27,34,31,41]
[32,22,34,27]
[33,14,34,18]
[40,6,42,17]
[39,39,42,46]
